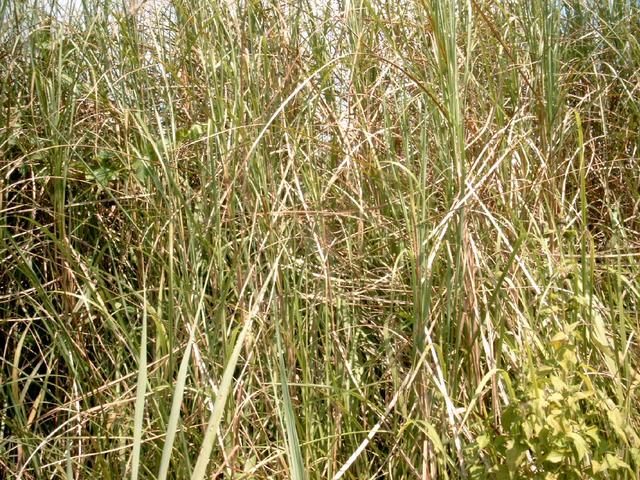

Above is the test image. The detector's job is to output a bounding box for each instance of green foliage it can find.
[472,325,638,479]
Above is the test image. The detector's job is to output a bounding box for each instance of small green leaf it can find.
[550,332,568,349]
[133,158,149,184]
[567,432,588,461]
[544,450,566,463]
[591,459,605,474]
[607,408,628,443]
[505,440,526,470]
[87,165,117,188]
[603,453,631,472]
[477,434,490,449]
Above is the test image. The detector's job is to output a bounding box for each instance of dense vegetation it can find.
[1,0,639,478]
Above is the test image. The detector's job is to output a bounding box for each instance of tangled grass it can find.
[1,0,639,478]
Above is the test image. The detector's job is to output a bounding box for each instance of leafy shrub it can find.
[472,324,639,479]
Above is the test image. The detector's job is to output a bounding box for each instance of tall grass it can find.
[1,0,639,478]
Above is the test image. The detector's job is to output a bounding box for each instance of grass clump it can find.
[1,0,639,478]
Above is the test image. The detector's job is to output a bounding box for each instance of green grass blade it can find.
[189,318,251,480]
[130,293,148,480]
[191,252,282,480]
[157,335,194,480]
[275,319,306,480]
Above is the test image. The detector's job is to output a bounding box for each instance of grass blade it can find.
[130,293,148,480]
[189,318,251,480]
[157,335,194,480]
[275,318,306,480]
